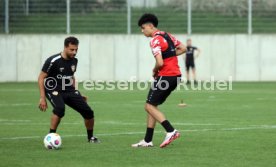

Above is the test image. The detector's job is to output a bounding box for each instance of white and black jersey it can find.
[42,53,77,92]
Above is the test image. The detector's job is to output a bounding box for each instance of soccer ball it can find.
[43,133,62,149]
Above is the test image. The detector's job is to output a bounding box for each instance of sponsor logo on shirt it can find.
[56,74,73,80]
[71,65,76,72]
[59,67,64,72]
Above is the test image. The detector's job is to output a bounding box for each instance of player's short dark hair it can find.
[138,13,158,27]
[64,36,79,47]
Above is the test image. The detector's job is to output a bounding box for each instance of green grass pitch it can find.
[0,82,275,167]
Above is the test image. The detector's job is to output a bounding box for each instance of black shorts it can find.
[185,60,195,71]
[45,90,94,119]
[146,75,181,106]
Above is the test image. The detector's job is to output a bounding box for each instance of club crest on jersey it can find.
[59,67,64,72]
[71,65,76,72]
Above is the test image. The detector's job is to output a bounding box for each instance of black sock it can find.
[87,129,93,140]
[49,129,56,133]
[161,120,174,133]
[144,128,154,143]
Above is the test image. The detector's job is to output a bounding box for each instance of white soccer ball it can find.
[43,133,62,149]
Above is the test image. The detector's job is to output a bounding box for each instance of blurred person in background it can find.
[184,38,201,84]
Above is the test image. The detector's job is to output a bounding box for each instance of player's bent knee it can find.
[53,106,65,118]
[80,109,94,119]
[144,103,156,112]
[53,110,65,118]
[144,103,150,112]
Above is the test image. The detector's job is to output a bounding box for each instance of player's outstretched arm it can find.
[176,43,186,56]
[38,71,48,112]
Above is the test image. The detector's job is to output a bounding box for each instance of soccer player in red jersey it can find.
[132,13,186,148]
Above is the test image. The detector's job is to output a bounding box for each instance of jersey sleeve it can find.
[193,46,198,50]
[150,36,162,57]
[41,58,53,73]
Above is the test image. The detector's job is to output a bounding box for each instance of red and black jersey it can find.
[150,31,182,76]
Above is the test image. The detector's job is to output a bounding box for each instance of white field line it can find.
[174,123,222,126]
[0,103,32,106]
[0,121,223,126]
[0,125,275,141]
[0,119,31,122]
[0,120,273,128]
[0,122,81,125]
[0,89,36,92]
[86,121,223,126]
